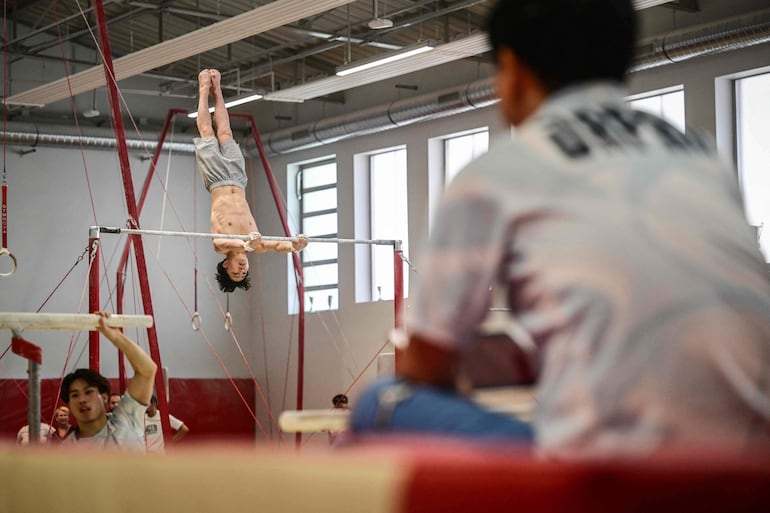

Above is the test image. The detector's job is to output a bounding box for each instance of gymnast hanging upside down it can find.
[194,69,308,293]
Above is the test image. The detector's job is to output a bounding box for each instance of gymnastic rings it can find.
[224,312,232,332]
[0,248,17,277]
[191,312,201,331]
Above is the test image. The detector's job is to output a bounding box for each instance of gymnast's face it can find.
[67,379,107,424]
[224,253,249,282]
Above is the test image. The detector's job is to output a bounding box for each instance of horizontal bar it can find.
[0,313,154,331]
[299,236,398,245]
[98,226,250,240]
[94,226,400,246]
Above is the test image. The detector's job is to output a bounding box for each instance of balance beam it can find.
[0,313,153,332]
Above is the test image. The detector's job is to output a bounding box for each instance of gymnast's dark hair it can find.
[216,259,251,293]
[332,394,349,408]
[485,0,637,93]
[60,368,111,403]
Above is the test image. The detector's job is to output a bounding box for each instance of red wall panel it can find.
[0,378,257,444]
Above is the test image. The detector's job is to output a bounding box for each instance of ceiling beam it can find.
[6,0,120,47]
[125,1,228,22]
[4,0,358,107]
[22,8,148,57]
[232,0,679,87]
[216,1,488,83]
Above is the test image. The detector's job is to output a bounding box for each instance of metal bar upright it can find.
[393,241,404,329]
[239,113,305,447]
[88,228,100,371]
[393,241,404,372]
[116,267,128,393]
[93,0,171,439]
[114,109,178,393]
[27,357,40,444]
[11,335,42,446]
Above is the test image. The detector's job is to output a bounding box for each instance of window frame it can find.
[294,157,339,312]
[627,85,686,132]
[427,126,489,231]
[734,71,770,261]
[443,127,490,186]
[354,145,409,303]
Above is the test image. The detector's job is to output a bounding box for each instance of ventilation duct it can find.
[633,8,770,71]
[0,123,194,154]
[263,78,497,155]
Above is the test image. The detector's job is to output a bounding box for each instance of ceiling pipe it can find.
[0,123,195,154]
[261,77,497,155]
[632,8,770,71]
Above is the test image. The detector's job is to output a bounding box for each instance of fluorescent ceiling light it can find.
[265,33,488,103]
[224,92,264,108]
[336,40,435,76]
[187,92,265,118]
[262,96,305,103]
[4,0,357,108]
[187,108,212,119]
[632,0,673,8]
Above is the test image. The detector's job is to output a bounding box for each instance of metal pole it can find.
[296,277,305,448]
[393,241,404,329]
[116,267,128,393]
[101,226,396,245]
[93,0,171,440]
[241,114,306,448]
[114,109,178,393]
[88,227,100,371]
[27,358,41,445]
[11,335,43,446]
[393,241,404,372]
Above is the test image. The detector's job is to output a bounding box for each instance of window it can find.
[628,86,686,132]
[444,129,489,186]
[736,72,770,261]
[427,127,489,230]
[354,147,409,302]
[296,159,338,312]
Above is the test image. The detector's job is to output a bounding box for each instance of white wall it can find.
[0,144,261,382]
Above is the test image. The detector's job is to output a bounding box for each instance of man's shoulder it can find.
[113,392,148,421]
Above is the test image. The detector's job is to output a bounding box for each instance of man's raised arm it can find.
[95,311,157,405]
